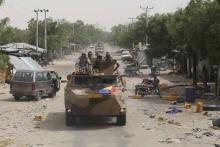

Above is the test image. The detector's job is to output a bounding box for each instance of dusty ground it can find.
[0,45,220,147]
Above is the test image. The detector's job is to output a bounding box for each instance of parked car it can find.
[89,45,95,49]
[140,65,149,69]
[121,51,133,60]
[119,48,130,53]
[10,69,61,101]
[121,51,130,56]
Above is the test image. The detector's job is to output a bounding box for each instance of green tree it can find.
[111,0,220,65]
[0,0,4,6]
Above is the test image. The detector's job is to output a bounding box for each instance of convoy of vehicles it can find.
[7,44,127,126]
[10,70,61,101]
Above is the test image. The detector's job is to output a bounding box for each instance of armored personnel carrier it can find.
[64,52,126,126]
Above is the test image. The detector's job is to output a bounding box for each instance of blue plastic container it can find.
[185,86,195,103]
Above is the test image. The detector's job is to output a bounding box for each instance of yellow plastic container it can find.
[133,95,143,99]
[196,102,203,113]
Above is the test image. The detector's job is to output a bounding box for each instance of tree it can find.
[27,18,109,53]
[0,18,27,45]
[111,0,220,65]
[0,0,4,6]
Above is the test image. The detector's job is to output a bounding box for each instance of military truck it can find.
[95,42,104,55]
[64,52,126,126]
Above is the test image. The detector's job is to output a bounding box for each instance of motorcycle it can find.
[135,75,161,97]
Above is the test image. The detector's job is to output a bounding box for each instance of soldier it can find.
[104,52,113,61]
[93,53,103,72]
[104,52,119,71]
[78,53,90,73]
[88,51,95,65]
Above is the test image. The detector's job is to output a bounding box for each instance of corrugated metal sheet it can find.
[9,56,44,71]
[1,43,44,52]
[0,48,19,53]
[136,49,147,65]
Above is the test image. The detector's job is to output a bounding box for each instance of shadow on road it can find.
[37,112,119,131]
[0,96,33,102]
[0,96,51,102]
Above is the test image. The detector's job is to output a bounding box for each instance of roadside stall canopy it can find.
[0,48,19,53]
[9,56,44,71]
[136,48,148,65]
[0,43,44,53]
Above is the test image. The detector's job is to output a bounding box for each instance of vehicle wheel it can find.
[65,111,76,126]
[117,114,126,126]
[48,90,56,98]
[14,95,20,101]
[35,92,42,101]
[135,89,138,95]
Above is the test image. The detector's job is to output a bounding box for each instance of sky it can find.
[0,0,190,31]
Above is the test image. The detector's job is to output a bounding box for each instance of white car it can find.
[121,54,133,61]
[89,46,95,49]
[120,48,130,53]
[122,51,130,55]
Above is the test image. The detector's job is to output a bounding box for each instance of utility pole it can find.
[128,17,136,48]
[34,9,40,51]
[41,9,49,54]
[140,6,153,49]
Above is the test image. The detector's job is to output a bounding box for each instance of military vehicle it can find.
[95,42,104,55]
[64,52,126,126]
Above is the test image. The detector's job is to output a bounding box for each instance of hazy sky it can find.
[0,0,190,31]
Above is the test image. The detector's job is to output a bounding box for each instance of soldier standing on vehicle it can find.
[93,53,103,72]
[104,52,113,61]
[104,52,120,71]
[88,51,95,65]
[77,53,90,73]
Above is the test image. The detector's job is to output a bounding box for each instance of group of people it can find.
[77,51,120,74]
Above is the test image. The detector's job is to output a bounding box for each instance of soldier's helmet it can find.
[88,51,92,56]
[97,52,103,60]
[106,52,110,56]
[81,52,87,57]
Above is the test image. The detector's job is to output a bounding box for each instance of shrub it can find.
[0,53,9,70]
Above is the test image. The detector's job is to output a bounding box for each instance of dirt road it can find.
[0,45,220,147]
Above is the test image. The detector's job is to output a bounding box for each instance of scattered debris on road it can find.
[203,105,220,111]
[166,107,182,114]
[0,138,14,147]
[158,138,181,144]
[184,103,191,109]
[33,115,43,121]
[168,120,181,126]
[212,118,220,128]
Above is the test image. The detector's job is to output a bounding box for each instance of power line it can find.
[0,3,29,25]
[24,0,41,9]
[6,0,31,17]
[10,0,34,12]
[140,5,153,48]
[30,0,43,9]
